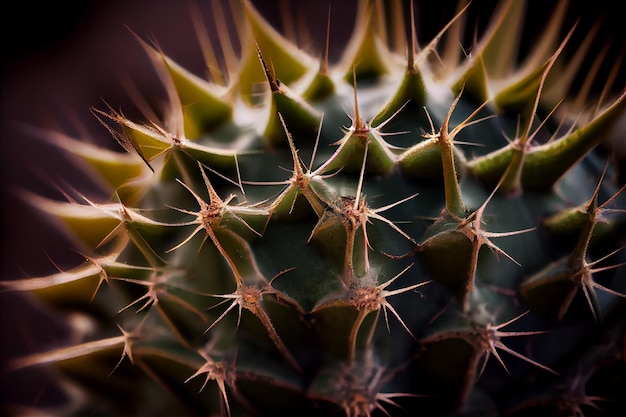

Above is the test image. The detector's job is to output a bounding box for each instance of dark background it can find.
[1,0,624,410]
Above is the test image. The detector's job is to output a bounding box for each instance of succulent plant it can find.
[2,0,626,416]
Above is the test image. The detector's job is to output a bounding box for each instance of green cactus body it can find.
[3,1,626,416]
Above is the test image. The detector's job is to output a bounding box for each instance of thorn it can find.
[309,112,324,171]
[91,106,154,172]
[407,0,416,70]
[352,68,366,132]
[321,4,331,75]
[256,43,280,92]
[189,0,225,85]
[279,113,304,178]
[354,140,368,211]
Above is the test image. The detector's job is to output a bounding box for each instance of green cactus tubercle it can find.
[4,0,626,416]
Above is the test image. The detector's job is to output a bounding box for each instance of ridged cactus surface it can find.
[3,1,626,416]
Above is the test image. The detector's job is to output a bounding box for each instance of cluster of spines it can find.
[3,1,625,416]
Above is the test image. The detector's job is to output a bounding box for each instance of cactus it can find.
[2,0,626,416]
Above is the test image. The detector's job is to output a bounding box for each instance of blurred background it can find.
[1,0,624,410]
